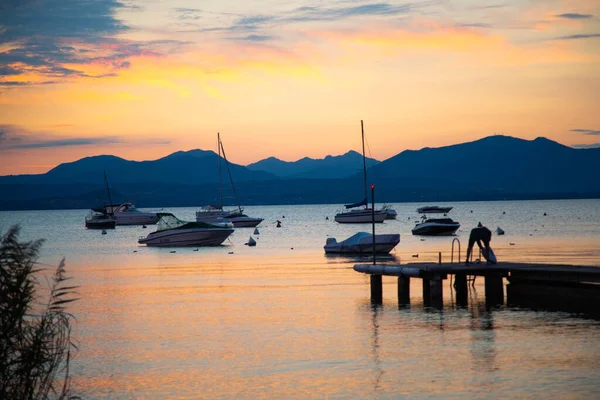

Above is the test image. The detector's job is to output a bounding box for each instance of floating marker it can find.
[254,228,259,235]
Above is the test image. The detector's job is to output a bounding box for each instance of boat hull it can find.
[417,206,453,214]
[85,219,116,229]
[229,217,263,228]
[114,212,160,226]
[411,223,460,236]
[138,228,234,246]
[335,210,387,224]
[325,234,400,254]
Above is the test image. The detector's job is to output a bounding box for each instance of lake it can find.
[1,199,600,399]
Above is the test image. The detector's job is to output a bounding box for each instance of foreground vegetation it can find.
[0,226,78,399]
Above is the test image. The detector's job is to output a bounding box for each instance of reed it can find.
[0,225,79,400]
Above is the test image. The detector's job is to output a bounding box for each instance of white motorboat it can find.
[335,120,386,224]
[98,202,160,226]
[138,213,234,247]
[417,206,453,214]
[334,208,387,223]
[85,211,116,229]
[196,133,263,228]
[381,205,397,220]
[411,216,460,236]
[324,232,400,254]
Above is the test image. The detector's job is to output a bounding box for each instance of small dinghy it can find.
[324,232,400,254]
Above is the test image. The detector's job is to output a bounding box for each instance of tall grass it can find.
[0,226,79,399]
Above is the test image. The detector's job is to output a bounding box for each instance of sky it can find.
[0,0,599,175]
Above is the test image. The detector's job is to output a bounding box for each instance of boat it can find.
[335,121,387,224]
[411,216,460,236]
[86,170,117,229]
[324,232,400,254]
[417,206,453,214]
[381,205,397,220]
[96,202,160,226]
[196,133,263,228]
[85,211,116,229]
[138,213,234,247]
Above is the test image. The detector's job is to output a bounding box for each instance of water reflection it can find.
[370,304,384,394]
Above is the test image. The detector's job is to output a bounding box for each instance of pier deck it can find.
[354,261,600,312]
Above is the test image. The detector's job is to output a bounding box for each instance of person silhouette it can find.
[465,222,494,265]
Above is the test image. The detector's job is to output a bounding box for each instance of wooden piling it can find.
[422,278,431,307]
[484,272,504,307]
[430,276,444,309]
[370,274,383,304]
[398,276,410,305]
[454,273,468,307]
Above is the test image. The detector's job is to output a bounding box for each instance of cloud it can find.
[572,143,600,149]
[0,1,191,87]
[0,125,170,151]
[555,13,593,20]
[286,3,414,22]
[234,35,277,42]
[554,33,600,40]
[571,129,600,135]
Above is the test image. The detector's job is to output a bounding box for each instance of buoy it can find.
[245,236,257,246]
[325,216,329,220]
[228,252,234,254]
[420,238,425,241]
[282,215,285,218]
[143,225,147,229]
[194,248,199,251]
[254,228,259,235]
[291,247,294,250]
[543,212,547,216]
[412,254,419,258]
[510,243,515,246]
[101,230,107,235]
[470,210,473,213]
[133,250,137,253]
[170,250,176,253]
[503,211,506,215]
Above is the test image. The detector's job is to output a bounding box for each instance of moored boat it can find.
[85,211,116,229]
[324,232,400,254]
[411,217,460,236]
[96,202,160,226]
[417,206,453,214]
[138,213,234,247]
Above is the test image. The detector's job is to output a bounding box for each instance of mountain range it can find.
[1,135,599,210]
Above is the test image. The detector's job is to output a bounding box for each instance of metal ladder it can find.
[451,238,476,286]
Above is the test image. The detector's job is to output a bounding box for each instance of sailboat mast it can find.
[218,133,223,209]
[361,120,367,204]
[219,137,243,214]
[103,170,114,213]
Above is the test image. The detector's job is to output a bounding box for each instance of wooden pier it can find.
[354,262,600,313]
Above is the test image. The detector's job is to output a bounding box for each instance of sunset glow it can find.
[1,0,599,174]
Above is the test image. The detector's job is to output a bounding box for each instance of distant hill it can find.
[0,149,275,185]
[365,135,600,196]
[1,135,599,210]
[246,150,380,179]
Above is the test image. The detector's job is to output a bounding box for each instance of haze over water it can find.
[1,199,599,398]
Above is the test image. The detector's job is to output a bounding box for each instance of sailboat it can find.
[195,133,264,228]
[334,121,387,224]
[85,170,117,229]
[91,171,160,226]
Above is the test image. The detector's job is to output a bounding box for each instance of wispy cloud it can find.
[555,13,593,20]
[572,143,600,149]
[571,128,600,135]
[554,33,600,40]
[0,125,170,150]
[0,1,191,87]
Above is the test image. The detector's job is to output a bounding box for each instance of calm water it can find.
[1,199,600,399]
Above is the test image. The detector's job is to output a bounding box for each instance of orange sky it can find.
[1,0,599,175]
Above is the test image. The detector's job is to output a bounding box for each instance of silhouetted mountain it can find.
[246,151,380,179]
[365,135,600,196]
[0,149,275,185]
[1,135,599,210]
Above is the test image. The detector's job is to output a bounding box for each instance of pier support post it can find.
[484,273,504,308]
[370,274,383,304]
[398,276,410,305]
[454,273,468,307]
[430,276,444,309]
[422,278,431,307]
